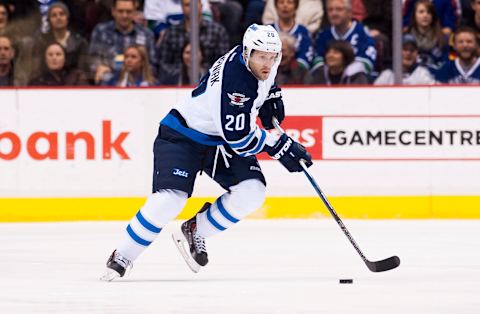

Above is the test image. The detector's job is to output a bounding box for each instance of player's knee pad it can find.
[226,179,266,218]
[141,189,188,227]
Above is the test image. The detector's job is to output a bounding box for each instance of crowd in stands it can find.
[0,0,479,87]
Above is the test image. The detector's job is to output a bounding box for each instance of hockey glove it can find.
[267,134,313,173]
[259,85,285,130]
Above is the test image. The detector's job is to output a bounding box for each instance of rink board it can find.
[1,87,480,220]
[0,195,480,222]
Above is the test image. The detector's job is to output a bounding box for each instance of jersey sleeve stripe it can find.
[236,137,259,154]
[228,130,256,148]
[235,128,267,157]
[248,129,267,155]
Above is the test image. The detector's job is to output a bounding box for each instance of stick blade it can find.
[366,255,400,272]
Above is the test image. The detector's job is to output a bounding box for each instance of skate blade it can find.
[100,268,121,282]
[172,232,201,273]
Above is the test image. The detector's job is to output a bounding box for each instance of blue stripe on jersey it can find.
[206,207,226,231]
[161,113,225,146]
[229,131,255,149]
[236,129,267,157]
[126,224,151,246]
[216,198,239,223]
[136,211,162,233]
[248,129,267,155]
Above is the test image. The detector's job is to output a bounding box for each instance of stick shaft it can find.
[272,118,368,263]
[299,163,368,262]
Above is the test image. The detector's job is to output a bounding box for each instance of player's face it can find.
[49,7,68,30]
[327,0,351,27]
[402,44,418,69]
[112,1,135,31]
[45,44,65,71]
[325,48,344,69]
[0,5,8,30]
[0,37,14,65]
[248,50,278,81]
[124,47,142,72]
[415,4,432,28]
[276,0,297,20]
[454,32,477,61]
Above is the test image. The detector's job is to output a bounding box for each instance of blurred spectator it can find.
[269,0,313,70]
[5,0,41,37]
[433,26,480,83]
[276,31,307,84]
[360,0,392,39]
[144,0,211,44]
[209,0,244,47]
[312,0,377,75]
[360,0,393,71]
[32,2,89,80]
[305,39,369,84]
[89,0,156,84]
[459,0,474,23]
[159,41,207,85]
[461,0,480,45]
[405,0,449,69]
[82,0,114,40]
[263,0,323,35]
[157,0,229,84]
[29,42,89,86]
[37,0,59,34]
[403,0,461,36]
[374,34,435,85]
[0,35,15,85]
[0,1,10,35]
[0,3,35,85]
[244,0,266,27]
[102,44,157,86]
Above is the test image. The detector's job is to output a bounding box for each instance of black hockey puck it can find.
[339,279,353,284]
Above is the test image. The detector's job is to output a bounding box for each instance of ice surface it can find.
[0,220,479,314]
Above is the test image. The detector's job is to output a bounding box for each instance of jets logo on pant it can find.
[173,168,189,178]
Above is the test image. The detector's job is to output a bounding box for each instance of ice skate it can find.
[172,203,210,273]
[100,250,132,281]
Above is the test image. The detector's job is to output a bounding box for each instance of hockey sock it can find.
[117,189,188,261]
[196,179,265,238]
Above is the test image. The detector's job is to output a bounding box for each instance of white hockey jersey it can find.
[163,45,280,157]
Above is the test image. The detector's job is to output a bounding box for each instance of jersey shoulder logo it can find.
[227,92,250,107]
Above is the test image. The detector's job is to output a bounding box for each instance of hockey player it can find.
[101,24,313,280]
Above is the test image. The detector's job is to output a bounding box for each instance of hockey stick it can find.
[272,118,400,272]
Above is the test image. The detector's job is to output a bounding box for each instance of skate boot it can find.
[172,202,210,273]
[100,250,132,281]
